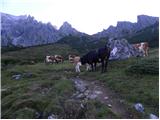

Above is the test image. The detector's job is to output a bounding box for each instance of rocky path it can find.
[70,77,136,119]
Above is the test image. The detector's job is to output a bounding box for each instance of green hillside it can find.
[1,44,79,68]
[1,45,159,118]
[57,35,107,54]
[126,22,159,47]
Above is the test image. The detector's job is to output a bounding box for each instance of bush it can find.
[126,57,159,75]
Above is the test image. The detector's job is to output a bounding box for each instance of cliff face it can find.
[93,15,159,39]
[1,13,63,47]
[1,13,86,47]
[1,13,159,47]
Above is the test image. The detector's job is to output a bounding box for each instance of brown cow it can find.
[68,55,76,63]
[45,55,63,64]
[54,55,64,63]
[133,42,149,56]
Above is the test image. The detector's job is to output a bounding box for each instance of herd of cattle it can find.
[45,42,149,73]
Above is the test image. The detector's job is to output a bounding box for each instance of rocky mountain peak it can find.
[136,15,159,29]
[59,21,81,36]
[60,21,72,28]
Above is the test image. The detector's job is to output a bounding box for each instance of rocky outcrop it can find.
[1,13,86,47]
[1,13,62,47]
[93,15,159,39]
[109,38,142,60]
[59,22,84,36]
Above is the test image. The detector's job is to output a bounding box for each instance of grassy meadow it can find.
[1,44,159,118]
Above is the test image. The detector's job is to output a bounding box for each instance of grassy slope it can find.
[126,22,159,48]
[1,44,159,118]
[1,44,79,70]
[1,44,117,119]
[79,48,159,116]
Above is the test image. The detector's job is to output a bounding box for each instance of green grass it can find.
[1,47,159,118]
[1,43,79,66]
[1,61,118,118]
[79,48,159,116]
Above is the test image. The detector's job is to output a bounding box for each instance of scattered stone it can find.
[23,72,33,78]
[149,114,158,119]
[74,80,87,93]
[35,112,43,119]
[134,103,144,113]
[91,82,95,85]
[76,93,86,99]
[107,104,112,107]
[84,90,90,96]
[80,103,84,108]
[88,94,97,99]
[94,90,103,95]
[12,74,22,80]
[1,88,7,92]
[48,114,57,119]
[119,99,125,103]
[104,96,109,100]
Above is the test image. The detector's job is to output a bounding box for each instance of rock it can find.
[108,38,142,60]
[149,114,158,119]
[23,72,33,78]
[107,104,112,107]
[119,99,125,103]
[80,103,84,108]
[12,74,22,80]
[35,112,43,119]
[93,15,158,39]
[94,90,103,95]
[84,90,90,96]
[1,88,7,92]
[134,103,144,113]
[76,93,86,99]
[48,114,57,119]
[104,96,109,100]
[88,94,97,99]
[74,80,87,93]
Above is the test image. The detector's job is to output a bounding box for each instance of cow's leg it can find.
[91,63,94,72]
[94,62,97,71]
[101,60,104,73]
[104,59,109,72]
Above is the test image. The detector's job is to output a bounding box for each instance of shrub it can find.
[126,57,159,75]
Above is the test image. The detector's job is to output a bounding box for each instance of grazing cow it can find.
[133,42,149,56]
[68,55,76,63]
[81,50,99,72]
[81,46,111,73]
[98,46,111,72]
[54,55,64,63]
[45,55,57,64]
[45,55,63,64]
[73,56,81,72]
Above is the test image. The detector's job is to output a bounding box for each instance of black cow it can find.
[81,46,111,73]
[81,50,99,71]
[98,46,111,72]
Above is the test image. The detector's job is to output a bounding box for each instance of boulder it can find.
[108,38,142,60]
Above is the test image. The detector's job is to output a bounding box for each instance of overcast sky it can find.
[1,0,159,35]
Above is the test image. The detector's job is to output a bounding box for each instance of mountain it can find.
[93,15,159,39]
[1,13,86,47]
[1,13,63,47]
[127,21,159,47]
[1,13,159,48]
[59,22,86,37]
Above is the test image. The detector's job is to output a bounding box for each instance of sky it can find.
[1,0,159,35]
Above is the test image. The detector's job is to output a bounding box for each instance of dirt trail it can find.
[71,77,136,118]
